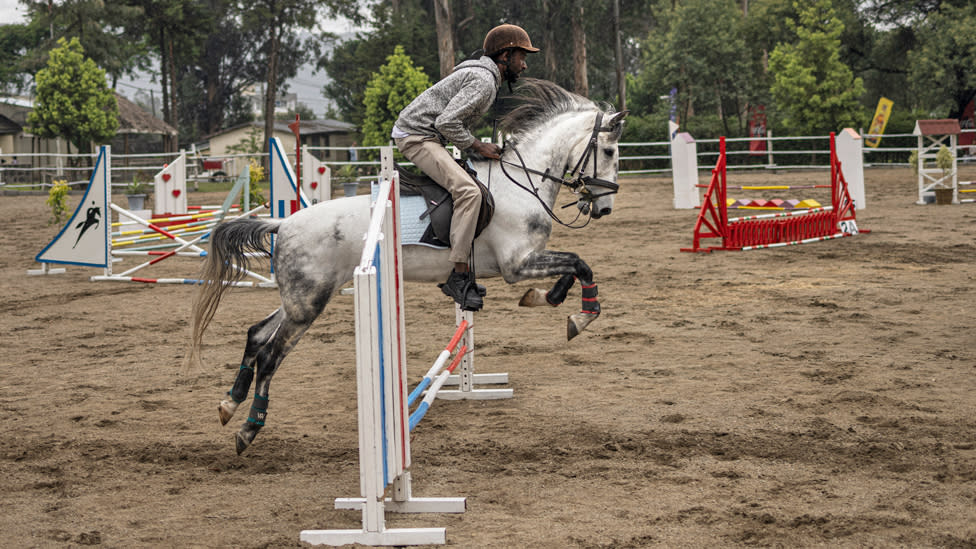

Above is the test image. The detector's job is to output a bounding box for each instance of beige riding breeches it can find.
[395,134,482,264]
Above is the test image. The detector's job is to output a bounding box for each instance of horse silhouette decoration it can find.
[188,79,628,454]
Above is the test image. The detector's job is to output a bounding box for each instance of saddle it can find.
[395,160,495,248]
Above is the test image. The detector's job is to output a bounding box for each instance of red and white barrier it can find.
[671,127,866,211]
[681,132,869,253]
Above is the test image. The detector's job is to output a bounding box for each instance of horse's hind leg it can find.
[234,314,314,455]
[218,309,282,425]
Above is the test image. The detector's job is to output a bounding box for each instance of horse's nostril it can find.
[599,207,612,217]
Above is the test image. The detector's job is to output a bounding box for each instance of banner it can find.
[748,105,767,155]
[865,97,894,148]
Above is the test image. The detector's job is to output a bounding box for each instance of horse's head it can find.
[571,109,628,219]
[498,79,628,224]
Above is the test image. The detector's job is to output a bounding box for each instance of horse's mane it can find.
[499,78,616,141]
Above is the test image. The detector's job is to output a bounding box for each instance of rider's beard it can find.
[504,66,521,84]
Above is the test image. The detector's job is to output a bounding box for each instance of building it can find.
[200,119,358,161]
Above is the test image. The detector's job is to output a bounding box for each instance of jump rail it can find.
[681,132,869,253]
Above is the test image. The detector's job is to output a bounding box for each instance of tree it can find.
[22,0,147,87]
[908,3,976,119]
[27,37,118,158]
[361,45,431,147]
[767,0,865,134]
[0,21,46,93]
[636,0,756,135]
[239,0,361,156]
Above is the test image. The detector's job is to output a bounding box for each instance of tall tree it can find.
[907,3,976,118]
[21,0,147,86]
[638,0,755,135]
[768,0,865,134]
[432,0,454,78]
[240,0,360,155]
[27,37,118,157]
[0,21,46,93]
[571,0,589,96]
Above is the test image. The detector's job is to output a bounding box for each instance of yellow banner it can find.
[865,97,894,148]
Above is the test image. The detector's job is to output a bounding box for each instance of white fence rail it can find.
[2,129,974,190]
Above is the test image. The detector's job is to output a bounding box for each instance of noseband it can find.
[499,111,621,228]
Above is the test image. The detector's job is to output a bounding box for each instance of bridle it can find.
[498,111,623,228]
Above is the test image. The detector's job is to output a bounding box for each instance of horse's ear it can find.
[608,110,629,127]
[608,110,629,140]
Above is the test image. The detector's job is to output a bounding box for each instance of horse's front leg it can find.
[508,250,601,340]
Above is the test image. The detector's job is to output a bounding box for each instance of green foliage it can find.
[15,0,147,89]
[767,0,865,135]
[126,180,150,195]
[634,0,759,135]
[27,37,119,155]
[0,22,45,93]
[908,4,976,118]
[936,145,954,174]
[45,179,70,227]
[362,46,431,148]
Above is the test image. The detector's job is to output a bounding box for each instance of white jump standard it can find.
[301,157,465,546]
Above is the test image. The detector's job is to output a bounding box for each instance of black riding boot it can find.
[439,271,484,311]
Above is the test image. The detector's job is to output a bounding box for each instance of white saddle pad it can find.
[371,183,448,249]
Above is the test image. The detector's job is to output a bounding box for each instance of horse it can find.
[188,79,628,454]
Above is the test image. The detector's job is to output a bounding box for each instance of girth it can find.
[395,161,495,248]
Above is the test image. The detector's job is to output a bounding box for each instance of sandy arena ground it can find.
[2,164,975,548]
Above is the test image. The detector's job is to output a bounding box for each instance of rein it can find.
[497,111,621,228]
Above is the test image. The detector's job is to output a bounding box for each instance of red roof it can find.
[914,119,961,136]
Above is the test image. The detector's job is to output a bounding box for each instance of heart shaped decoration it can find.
[172,189,181,198]
[311,182,318,190]
[318,166,326,174]
[162,173,172,182]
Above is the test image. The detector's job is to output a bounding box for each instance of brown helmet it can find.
[483,24,539,57]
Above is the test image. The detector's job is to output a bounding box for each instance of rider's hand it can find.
[469,140,502,160]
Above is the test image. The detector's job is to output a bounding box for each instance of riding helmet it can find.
[483,24,540,57]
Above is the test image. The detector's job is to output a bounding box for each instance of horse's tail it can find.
[185,217,280,371]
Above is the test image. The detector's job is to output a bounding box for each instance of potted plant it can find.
[335,165,359,197]
[125,180,150,210]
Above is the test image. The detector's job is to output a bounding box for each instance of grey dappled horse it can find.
[188,79,627,454]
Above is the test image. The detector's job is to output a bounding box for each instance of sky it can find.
[1,0,26,24]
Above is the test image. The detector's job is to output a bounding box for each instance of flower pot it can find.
[127,194,147,210]
[934,188,954,205]
[343,182,358,197]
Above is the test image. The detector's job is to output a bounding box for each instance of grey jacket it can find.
[393,56,501,150]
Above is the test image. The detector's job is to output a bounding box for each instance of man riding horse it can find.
[392,24,539,311]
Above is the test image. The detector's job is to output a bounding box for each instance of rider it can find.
[392,24,538,311]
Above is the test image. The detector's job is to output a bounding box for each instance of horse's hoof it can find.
[519,288,550,307]
[218,399,238,426]
[235,432,250,455]
[567,312,598,340]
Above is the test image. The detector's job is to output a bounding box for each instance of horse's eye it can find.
[604,147,615,157]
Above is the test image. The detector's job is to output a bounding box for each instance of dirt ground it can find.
[2,164,976,548]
